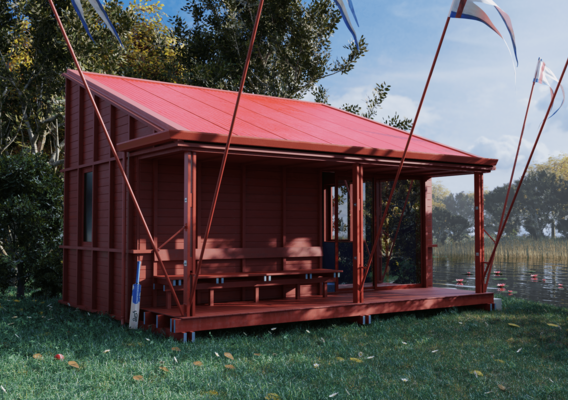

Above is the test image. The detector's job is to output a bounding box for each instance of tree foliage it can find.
[0,151,63,297]
[172,0,367,98]
[0,0,182,161]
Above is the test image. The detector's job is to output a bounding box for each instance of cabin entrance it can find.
[323,173,423,290]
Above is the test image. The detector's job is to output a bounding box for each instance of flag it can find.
[449,0,518,67]
[334,0,359,51]
[70,0,124,47]
[534,58,565,118]
[347,0,359,27]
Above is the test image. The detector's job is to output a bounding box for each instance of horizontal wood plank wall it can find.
[192,162,322,304]
[63,78,165,320]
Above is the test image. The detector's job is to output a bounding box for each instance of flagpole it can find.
[46,0,185,316]
[189,0,265,316]
[360,16,452,294]
[483,57,568,291]
[495,81,536,237]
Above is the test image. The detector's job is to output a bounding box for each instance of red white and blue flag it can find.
[534,58,565,119]
[449,0,518,67]
[334,0,360,51]
[70,0,123,47]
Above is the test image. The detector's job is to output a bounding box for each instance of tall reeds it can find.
[435,238,568,263]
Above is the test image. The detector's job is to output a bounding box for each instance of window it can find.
[84,171,93,242]
[331,181,350,241]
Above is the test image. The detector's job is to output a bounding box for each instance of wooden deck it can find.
[141,287,493,336]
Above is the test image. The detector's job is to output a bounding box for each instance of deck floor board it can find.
[143,287,493,332]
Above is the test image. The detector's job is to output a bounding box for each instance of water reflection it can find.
[433,257,568,307]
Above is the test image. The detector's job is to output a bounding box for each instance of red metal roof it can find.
[65,70,496,166]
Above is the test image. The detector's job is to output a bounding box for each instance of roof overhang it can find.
[116,129,498,172]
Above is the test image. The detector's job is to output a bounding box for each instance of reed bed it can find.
[435,238,568,262]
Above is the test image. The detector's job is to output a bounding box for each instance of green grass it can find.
[1,294,567,399]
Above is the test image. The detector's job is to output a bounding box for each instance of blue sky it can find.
[161,0,568,194]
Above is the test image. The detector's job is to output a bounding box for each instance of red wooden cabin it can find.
[61,70,497,341]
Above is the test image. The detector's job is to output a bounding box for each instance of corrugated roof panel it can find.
[80,71,473,158]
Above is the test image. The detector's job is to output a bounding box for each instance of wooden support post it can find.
[184,152,196,316]
[353,164,364,303]
[474,174,485,293]
[422,179,433,287]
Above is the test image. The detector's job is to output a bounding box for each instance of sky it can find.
[161,0,568,194]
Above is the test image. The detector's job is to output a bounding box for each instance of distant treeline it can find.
[433,154,568,244]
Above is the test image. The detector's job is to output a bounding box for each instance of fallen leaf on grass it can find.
[224,352,234,360]
[103,350,110,353]
[498,384,506,391]
[507,338,514,343]
[174,357,178,363]
[33,353,43,359]
[401,378,408,382]
[171,347,180,352]
[224,365,235,370]
[329,393,338,397]
[206,390,218,395]
[313,363,319,368]
[349,358,363,363]
[432,350,438,353]
[159,367,169,372]
[0,386,5,393]
[367,356,375,359]
[215,352,220,357]
[7,323,13,326]
[306,330,310,334]
[471,370,483,377]
[254,353,261,356]
[336,357,344,361]
[265,394,280,400]
[496,359,505,363]
[547,323,560,328]
[68,361,80,369]
[402,341,407,345]
[271,327,277,331]
[133,375,143,381]
[508,323,520,328]
[517,348,522,353]
[193,361,203,366]
[12,316,17,319]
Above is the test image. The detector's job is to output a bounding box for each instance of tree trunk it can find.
[16,272,25,298]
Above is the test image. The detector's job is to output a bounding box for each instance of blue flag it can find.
[334,0,360,51]
[70,0,124,47]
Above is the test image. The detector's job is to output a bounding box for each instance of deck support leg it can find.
[352,164,364,303]
[209,289,214,306]
[474,174,485,293]
[295,284,301,299]
[322,282,328,298]
[255,287,260,303]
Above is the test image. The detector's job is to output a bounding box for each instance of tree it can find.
[484,183,522,237]
[432,206,470,244]
[0,0,183,161]
[172,0,367,98]
[0,151,63,297]
[516,169,567,239]
[432,181,451,209]
[313,82,413,131]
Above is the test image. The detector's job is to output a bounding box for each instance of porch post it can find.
[353,164,364,303]
[474,173,485,293]
[184,152,197,316]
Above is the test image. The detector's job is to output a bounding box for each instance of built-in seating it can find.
[151,247,341,308]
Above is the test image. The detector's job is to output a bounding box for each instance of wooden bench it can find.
[149,246,340,308]
[154,269,342,307]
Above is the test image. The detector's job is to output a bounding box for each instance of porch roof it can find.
[64,70,497,169]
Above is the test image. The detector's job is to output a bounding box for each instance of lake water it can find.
[433,257,568,308]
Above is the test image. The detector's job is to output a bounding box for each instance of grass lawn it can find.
[0,294,567,399]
